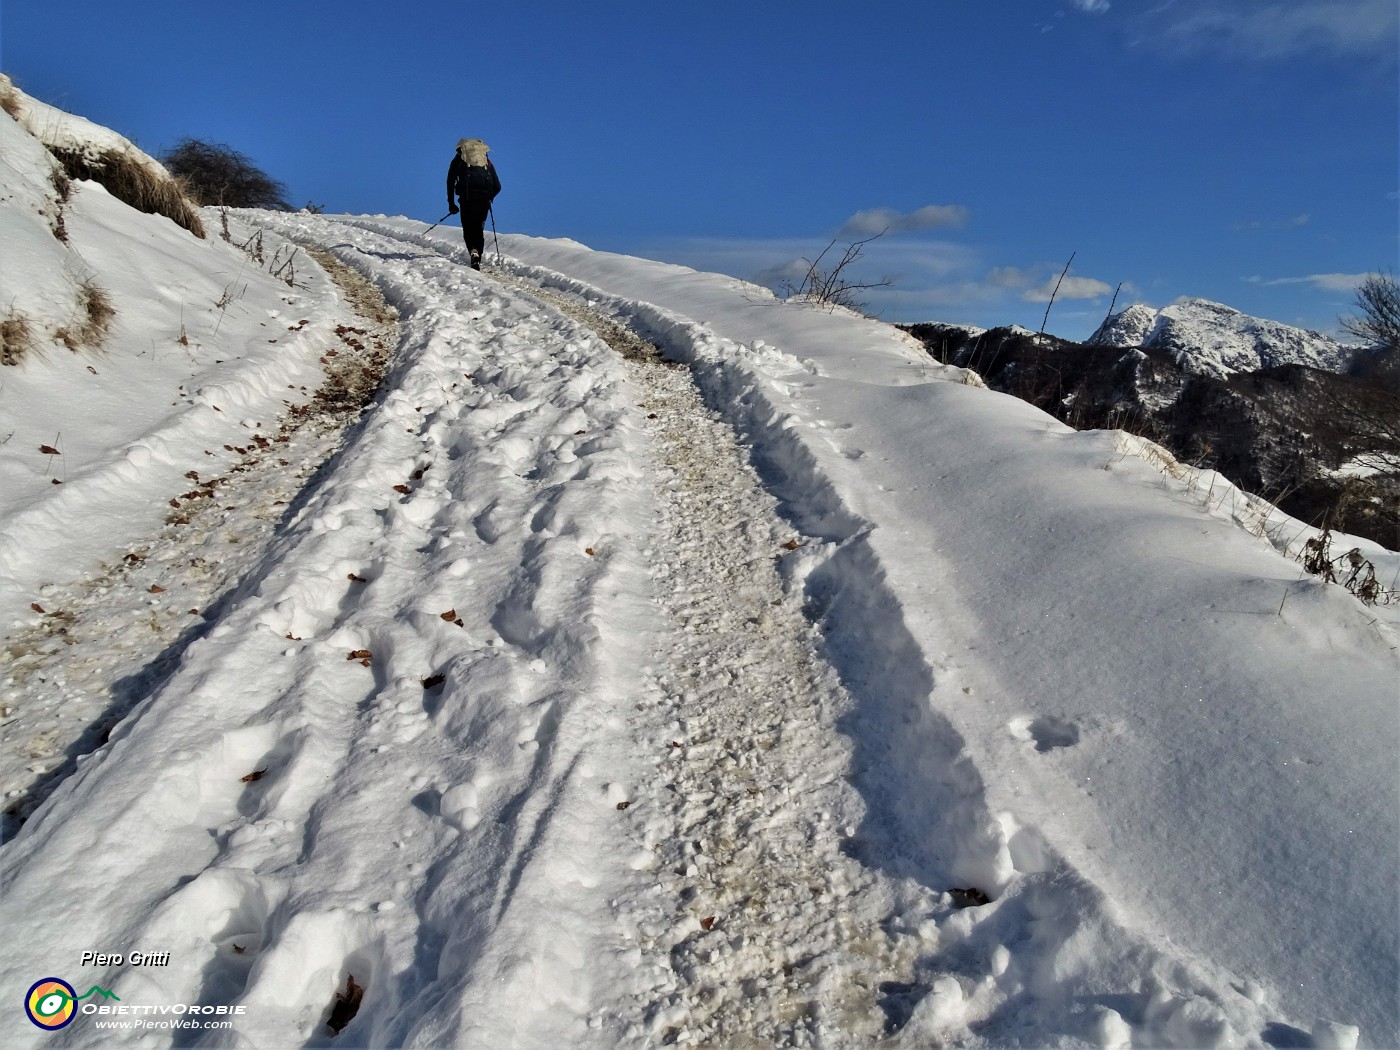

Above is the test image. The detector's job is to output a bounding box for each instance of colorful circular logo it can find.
[25,978,77,1030]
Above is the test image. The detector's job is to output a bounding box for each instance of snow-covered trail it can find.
[0,211,1389,1050]
[1,219,664,1048]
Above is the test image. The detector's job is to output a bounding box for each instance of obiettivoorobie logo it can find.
[24,978,119,1031]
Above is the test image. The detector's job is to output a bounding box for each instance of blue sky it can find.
[3,0,1396,339]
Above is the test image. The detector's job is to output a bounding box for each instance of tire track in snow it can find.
[0,244,397,840]
[520,288,948,1045]
[178,217,666,1049]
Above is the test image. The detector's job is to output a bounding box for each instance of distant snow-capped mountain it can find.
[1088,296,1356,378]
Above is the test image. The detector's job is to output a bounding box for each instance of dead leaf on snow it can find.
[949,887,992,909]
[241,769,267,783]
[326,974,364,1036]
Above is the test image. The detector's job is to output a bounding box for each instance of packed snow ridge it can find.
[1,83,1397,1050]
[1087,296,1359,378]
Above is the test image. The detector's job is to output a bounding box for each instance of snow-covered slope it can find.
[0,79,344,625]
[1088,296,1357,377]
[2,91,1397,1050]
[1,72,170,186]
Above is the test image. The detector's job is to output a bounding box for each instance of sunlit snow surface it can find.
[1,91,1396,1050]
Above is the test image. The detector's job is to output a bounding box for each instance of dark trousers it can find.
[459,199,491,256]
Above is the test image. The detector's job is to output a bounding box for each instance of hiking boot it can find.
[470,251,482,270]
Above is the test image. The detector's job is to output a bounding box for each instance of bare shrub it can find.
[1298,526,1395,606]
[778,230,892,314]
[163,138,291,210]
[1,315,37,366]
[49,146,205,238]
[1341,271,1400,353]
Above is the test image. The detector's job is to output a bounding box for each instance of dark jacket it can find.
[447,156,501,212]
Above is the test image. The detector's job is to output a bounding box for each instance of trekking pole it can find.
[489,204,502,267]
[425,211,454,233]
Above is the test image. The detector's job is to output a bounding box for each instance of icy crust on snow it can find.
[394,223,1395,1045]
[1088,296,1357,378]
[0,93,343,626]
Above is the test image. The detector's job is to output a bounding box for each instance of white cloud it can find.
[969,265,1118,303]
[1232,213,1311,232]
[1244,272,1370,292]
[984,265,1038,290]
[751,258,812,290]
[614,236,1125,332]
[836,204,969,239]
[1072,0,1111,13]
[618,235,978,297]
[1021,275,1114,302]
[1150,0,1399,59]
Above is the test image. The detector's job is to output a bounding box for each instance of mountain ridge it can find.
[902,309,1399,547]
[1087,294,1360,378]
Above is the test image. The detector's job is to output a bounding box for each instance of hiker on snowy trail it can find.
[446,138,501,270]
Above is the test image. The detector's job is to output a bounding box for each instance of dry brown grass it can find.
[0,81,20,121]
[48,168,72,241]
[55,279,116,351]
[1,315,38,366]
[50,146,205,238]
[50,167,71,202]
